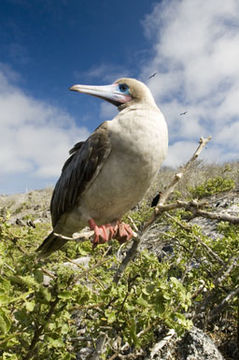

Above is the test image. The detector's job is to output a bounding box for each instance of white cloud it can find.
[99,102,117,120]
[166,141,197,167]
[0,68,89,183]
[142,0,239,166]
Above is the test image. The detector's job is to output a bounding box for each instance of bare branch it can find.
[195,209,239,224]
[195,234,225,265]
[88,333,108,360]
[156,136,212,207]
[113,238,140,283]
[113,136,212,284]
[208,286,239,320]
[149,329,176,359]
[53,230,94,242]
[154,199,239,225]
[194,256,239,318]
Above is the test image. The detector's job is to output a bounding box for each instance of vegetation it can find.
[189,176,235,199]
[0,163,239,359]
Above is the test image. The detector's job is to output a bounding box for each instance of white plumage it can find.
[37,78,168,256]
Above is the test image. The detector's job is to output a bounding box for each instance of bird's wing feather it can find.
[50,122,111,226]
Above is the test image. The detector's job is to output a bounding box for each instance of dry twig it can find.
[194,255,239,319]
[208,286,239,320]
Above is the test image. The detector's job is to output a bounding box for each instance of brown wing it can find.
[50,122,111,226]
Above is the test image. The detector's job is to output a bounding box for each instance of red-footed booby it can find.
[37,78,168,257]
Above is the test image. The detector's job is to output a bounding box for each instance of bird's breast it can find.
[78,106,168,224]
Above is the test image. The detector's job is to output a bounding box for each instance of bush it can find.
[189,176,235,199]
[1,160,239,360]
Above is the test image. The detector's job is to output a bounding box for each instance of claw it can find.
[88,219,115,246]
[88,219,134,247]
[114,222,134,243]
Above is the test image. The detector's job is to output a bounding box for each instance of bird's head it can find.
[70,77,157,110]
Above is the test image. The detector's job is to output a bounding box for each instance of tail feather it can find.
[37,232,68,258]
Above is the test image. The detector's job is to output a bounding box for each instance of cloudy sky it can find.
[0,0,239,194]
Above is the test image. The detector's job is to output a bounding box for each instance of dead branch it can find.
[149,329,176,359]
[208,286,239,320]
[53,230,94,242]
[155,199,207,214]
[156,136,212,208]
[88,333,108,360]
[215,256,239,286]
[195,209,239,224]
[113,136,212,284]
[154,199,239,224]
[194,255,239,318]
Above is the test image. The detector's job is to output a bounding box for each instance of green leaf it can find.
[38,287,52,302]
[105,310,116,324]
[47,336,64,348]
[34,269,44,283]
[3,352,18,360]
[0,294,11,305]
[0,310,11,334]
[128,318,139,347]
[58,290,73,300]
[25,301,35,312]
[136,296,148,307]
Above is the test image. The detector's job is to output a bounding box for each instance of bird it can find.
[37,78,168,257]
[151,192,163,207]
[148,72,158,79]
[180,111,187,116]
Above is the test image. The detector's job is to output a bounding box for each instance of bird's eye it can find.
[118,83,129,93]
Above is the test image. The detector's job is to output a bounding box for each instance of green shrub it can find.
[189,176,235,199]
[0,203,238,359]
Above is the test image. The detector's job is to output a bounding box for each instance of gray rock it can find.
[177,326,225,360]
[148,327,224,360]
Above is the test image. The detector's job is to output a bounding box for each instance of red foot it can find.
[114,222,134,244]
[88,219,134,247]
[88,219,115,246]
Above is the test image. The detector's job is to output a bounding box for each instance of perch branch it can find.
[53,230,94,242]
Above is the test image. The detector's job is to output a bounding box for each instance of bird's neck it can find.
[118,99,158,112]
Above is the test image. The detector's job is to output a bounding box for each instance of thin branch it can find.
[113,238,140,283]
[149,329,176,359]
[53,230,94,242]
[208,286,239,320]
[195,234,225,266]
[195,209,239,224]
[113,136,212,284]
[22,296,60,360]
[156,136,212,208]
[88,333,108,360]
[214,256,239,286]
[194,256,239,318]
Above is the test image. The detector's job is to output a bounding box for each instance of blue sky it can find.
[1,0,239,194]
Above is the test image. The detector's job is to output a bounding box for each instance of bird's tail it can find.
[36,232,68,258]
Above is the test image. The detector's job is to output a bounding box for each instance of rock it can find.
[147,327,225,360]
[177,326,225,360]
